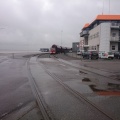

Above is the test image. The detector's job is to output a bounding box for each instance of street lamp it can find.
[61,30,63,46]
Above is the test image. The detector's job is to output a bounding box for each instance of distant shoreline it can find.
[0,50,41,54]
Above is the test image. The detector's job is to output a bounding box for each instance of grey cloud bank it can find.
[0,0,120,51]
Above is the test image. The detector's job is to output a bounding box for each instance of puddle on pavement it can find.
[81,77,120,96]
[82,78,91,82]
[110,75,120,80]
[79,70,87,74]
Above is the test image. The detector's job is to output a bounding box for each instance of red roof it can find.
[82,23,89,29]
[96,15,120,20]
[82,15,120,30]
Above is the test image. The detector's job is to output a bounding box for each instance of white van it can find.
[99,51,114,59]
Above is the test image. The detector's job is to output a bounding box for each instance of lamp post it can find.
[109,0,110,14]
[61,30,63,46]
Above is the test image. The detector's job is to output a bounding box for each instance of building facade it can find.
[80,15,120,52]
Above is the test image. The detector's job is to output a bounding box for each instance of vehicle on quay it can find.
[82,51,98,59]
[99,52,114,59]
[50,44,72,54]
[99,51,105,58]
[77,50,84,55]
[40,48,49,52]
[50,47,56,54]
[114,52,120,59]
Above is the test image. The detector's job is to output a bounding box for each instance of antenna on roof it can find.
[102,0,104,15]
[109,0,110,14]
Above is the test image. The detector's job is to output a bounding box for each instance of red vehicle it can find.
[50,44,72,54]
[50,47,56,54]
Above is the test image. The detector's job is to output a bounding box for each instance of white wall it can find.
[99,23,111,52]
[88,24,100,47]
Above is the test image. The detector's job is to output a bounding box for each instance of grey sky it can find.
[0,0,120,50]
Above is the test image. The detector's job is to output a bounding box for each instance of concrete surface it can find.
[29,56,113,120]
[3,102,43,120]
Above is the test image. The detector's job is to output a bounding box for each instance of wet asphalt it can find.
[0,54,35,119]
[0,53,120,120]
[36,53,120,120]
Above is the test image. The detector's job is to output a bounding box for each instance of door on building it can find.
[97,45,99,51]
[118,42,120,51]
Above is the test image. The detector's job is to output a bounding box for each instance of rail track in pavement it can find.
[36,54,115,120]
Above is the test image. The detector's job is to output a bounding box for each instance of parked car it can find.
[114,52,120,59]
[99,51,105,58]
[77,50,84,55]
[82,51,98,59]
[100,52,114,59]
[77,50,80,55]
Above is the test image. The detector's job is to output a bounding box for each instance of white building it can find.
[80,15,120,52]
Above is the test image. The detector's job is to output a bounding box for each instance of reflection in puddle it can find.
[110,75,120,80]
[89,83,120,96]
[82,77,120,96]
[82,78,91,82]
[108,83,120,90]
[79,70,87,74]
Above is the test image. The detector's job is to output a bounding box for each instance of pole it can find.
[61,30,63,46]
[102,0,104,15]
[109,0,110,14]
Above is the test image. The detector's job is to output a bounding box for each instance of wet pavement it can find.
[1,52,120,120]
[0,53,43,120]
[35,54,120,120]
[3,101,43,120]
[30,57,112,120]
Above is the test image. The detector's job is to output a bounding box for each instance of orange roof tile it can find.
[96,15,120,20]
[81,15,120,30]
[82,23,89,29]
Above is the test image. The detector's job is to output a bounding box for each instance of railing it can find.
[80,30,89,37]
[111,23,120,29]
[83,45,89,47]
[110,36,120,41]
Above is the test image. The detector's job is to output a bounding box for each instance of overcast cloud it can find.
[0,0,120,50]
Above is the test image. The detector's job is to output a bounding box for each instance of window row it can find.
[89,32,99,40]
[89,46,96,50]
[111,22,120,26]
[112,46,115,50]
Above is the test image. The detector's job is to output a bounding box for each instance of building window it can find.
[112,46,115,50]
[111,22,116,26]
[95,46,96,50]
[112,33,116,37]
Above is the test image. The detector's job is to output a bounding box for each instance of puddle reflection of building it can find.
[82,77,120,96]
[89,83,120,96]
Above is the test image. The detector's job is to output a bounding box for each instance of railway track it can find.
[27,54,119,120]
[27,55,55,120]
[36,56,114,120]
[42,54,119,81]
